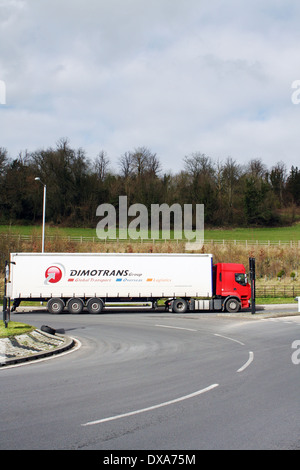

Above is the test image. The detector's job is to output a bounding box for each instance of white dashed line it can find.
[214,333,245,346]
[237,351,254,373]
[82,383,219,426]
[155,324,198,332]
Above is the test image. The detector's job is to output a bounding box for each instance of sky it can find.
[1,0,300,175]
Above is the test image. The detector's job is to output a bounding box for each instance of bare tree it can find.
[268,161,287,206]
[246,158,267,178]
[0,147,8,176]
[183,152,215,179]
[146,152,161,177]
[94,150,110,181]
[119,151,134,178]
[119,147,161,178]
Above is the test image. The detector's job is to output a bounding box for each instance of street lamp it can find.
[35,177,46,252]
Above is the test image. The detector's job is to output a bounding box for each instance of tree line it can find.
[0,138,299,229]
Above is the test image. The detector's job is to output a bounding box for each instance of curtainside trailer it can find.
[4,252,251,314]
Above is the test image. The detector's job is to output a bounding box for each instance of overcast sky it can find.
[1,0,300,174]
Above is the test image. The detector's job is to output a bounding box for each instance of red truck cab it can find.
[213,263,251,312]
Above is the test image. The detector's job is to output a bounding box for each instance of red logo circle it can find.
[45,266,62,283]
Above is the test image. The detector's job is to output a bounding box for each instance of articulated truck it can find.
[3,252,252,314]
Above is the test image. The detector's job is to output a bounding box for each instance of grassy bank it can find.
[0,235,300,280]
[0,224,300,290]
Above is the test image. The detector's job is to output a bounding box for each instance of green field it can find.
[1,223,300,241]
[204,224,300,241]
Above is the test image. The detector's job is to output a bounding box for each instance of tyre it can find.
[67,297,84,314]
[86,297,104,314]
[47,298,65,314]
[225,298,240,313]
[41,325,56,335]
[172,298,188,313]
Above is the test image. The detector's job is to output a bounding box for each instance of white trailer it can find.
[7,252,213,313]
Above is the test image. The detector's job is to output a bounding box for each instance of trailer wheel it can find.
[172,298,188,313]
[225,298,240,313]
[67,297,84,314]
[47,298,65,314]
[86,297,104,314]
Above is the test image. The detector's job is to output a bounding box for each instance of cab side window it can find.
[235,273,247,286]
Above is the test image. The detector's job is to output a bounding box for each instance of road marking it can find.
[155,324,197,332]
[237,351,254,373]
[81,383,219,426]
[214,333,245,346]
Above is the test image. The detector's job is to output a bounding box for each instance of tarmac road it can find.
[1,307,300,450]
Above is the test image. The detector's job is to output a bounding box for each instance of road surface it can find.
[1,309,299,450]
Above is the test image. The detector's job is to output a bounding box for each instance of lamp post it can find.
[35,177,46,252]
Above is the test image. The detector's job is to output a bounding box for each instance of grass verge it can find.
[255,297,297,304]
[0,321,35,338]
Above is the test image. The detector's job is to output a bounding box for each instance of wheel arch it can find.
[224,295,241,313]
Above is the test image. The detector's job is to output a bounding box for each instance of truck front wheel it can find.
[47,298,65,314]
[172,298,188,313]
[225,298,240,313]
